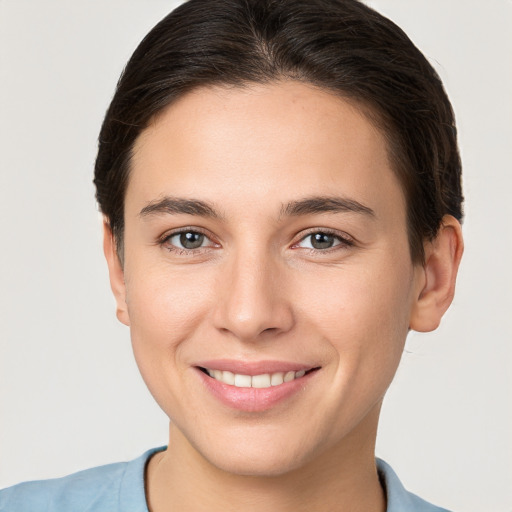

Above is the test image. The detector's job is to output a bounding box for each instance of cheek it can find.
[126,261,213,338]
[123,263,215,384]
[122,266,216,421]
[296,256,414,368]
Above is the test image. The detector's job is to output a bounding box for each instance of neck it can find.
[146,408,385,512]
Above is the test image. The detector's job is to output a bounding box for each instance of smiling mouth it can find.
[198,367,319,389]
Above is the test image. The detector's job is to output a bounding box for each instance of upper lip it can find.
[195,359,319,376]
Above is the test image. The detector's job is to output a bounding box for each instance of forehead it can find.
[128,81,405,226]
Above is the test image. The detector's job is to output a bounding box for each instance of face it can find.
[112,81,426,476]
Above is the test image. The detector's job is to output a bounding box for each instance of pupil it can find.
[180,232,204,249]
[311,233,334,249]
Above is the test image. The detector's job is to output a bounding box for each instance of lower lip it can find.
[196,368,318,412]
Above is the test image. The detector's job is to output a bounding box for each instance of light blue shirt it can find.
[0,448,451,511]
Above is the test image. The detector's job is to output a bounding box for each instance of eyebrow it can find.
[139,197,222,219]
[139,195,375,221]
[280,196,375,219]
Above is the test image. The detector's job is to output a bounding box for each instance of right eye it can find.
[160,229,218,253]
[169,231,207,250]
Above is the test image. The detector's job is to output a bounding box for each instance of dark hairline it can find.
[113,80,397,264]
[96,0,463,269]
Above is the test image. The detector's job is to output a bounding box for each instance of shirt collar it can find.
[377,458,450,512]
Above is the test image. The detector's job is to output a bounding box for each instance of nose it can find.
[212,250,295,342]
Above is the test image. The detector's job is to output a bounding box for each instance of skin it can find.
[104,81,463,511]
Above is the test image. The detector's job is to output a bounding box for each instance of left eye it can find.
[167,231,210,250]
[297,232,344,250]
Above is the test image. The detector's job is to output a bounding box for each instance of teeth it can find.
[283,371,295,383]
[252,374,271,388]
[205,368,309,388]
[234,374,252,387]
[223,371,235,385]
[270,372,284,386]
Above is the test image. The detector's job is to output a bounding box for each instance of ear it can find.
[103,221,130,326]
[409,215,464,332]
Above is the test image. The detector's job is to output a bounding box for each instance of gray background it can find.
[0,1,511,510]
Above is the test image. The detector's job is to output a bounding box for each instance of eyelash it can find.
[158,227,218,256]
[158,228,354,255]
[295,229,354,251]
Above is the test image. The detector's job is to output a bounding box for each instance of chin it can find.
[207,447,309,478]
[186,423,324,478]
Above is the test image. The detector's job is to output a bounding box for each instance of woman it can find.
[0,0,464,510]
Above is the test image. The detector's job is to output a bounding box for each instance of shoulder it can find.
[0,447,163,512]
[377,459,453,512]
[0,462,126,512]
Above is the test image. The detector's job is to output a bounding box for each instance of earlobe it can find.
[102,221,130,326]
[409,215,464,333]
